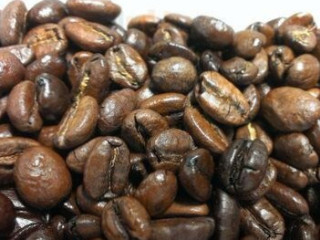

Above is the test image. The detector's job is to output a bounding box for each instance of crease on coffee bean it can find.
[28,27,63,47]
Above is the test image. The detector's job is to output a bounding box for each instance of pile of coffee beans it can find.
[1,0,320,239]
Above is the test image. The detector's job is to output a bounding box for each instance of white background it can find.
[0,0,320,31]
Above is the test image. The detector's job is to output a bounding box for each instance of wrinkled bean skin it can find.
[135,170,177,216]
[150,217,215,240]
[212,189,240,240]
[7,81,43,133]
[261,87,320,132]
[14,146,72,209]
[273,133,319,170]
[179,149,214,202]
[195,71,250,126]
[0,192,16,237]
[147,129,195,171]
[218,139,269,195]
[0,0,27,46]
[240,198,285,240]
[101,196,151,240]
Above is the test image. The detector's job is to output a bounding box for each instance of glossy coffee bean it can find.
[164,13,192,31]
[101,196,151,240]
[195,71,250,126]
[14,146,72,209]
[147,129,195,171]
[251,49,268,83]
[106,44,148,89]
[27,0,68,26]
[242,84,261,121]
[0,51,25,94]
[0,192,16,236]
[261,87,320,131]
[247,21,275,46]
[200,50,222,72]
[306,119,320,156]
[0,44,34,65]
[191,15,234,50]
[153,22,186,45]
[67,214,102,239]
[38,125,58,147]
[125,28,152,59]
[23,23,68,58]
[218,139,268,195]
[66,0,121,24]
[286,215,318,240]
[0,0,27,46]
[151,57,197,94]
[0,123,13,138]
[159,201,210,218]
[179,149,214,202]
[128,15,160,36]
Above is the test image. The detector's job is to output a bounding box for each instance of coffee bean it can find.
[128,15,160,36]
[66,214,102,239]
[125,28,152,59]
[0,44,34,65]
[159,202,210,218]
[0,192,16,236]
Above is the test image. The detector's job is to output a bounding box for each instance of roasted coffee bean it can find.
[306,119,320,156]
[66,214,102,239]
[195,71,250,126]
[101,196,151,240]
[242,84,262,120]
[150,217,215,240]
[83,137,130,200]
[65,20,121,53]
[35,73,69,121]
[235,122,273,154]
[286,215,318,240]
[0,44,34,65]
[66,0,121,24]
[285,54,320,89]
[164,13,192,31]
[23,23,68,58]
[54,95,99,149]
[0,123,14,138]
[266,181,309,216]
[191,16,234,50]
[251,49,268,83]
[305,185,320,222]
[135,170,177,216]
[179,149,214,202]
[308,87,320,99]
[14,146,72,209]
[221,57,258,86]
[153,22,187,45]
[218,139,268,195]
[125,28,151,59]
[28,0,68,26]
[200,50,222,72]
[0,192,16,236]
[106,43,148,89]
[128,15,160,36]
[121,109,169,152]
[233,30,266,59]
[159,201,210,218]
[0,0,27,46]
[247,21,275,46]
[37,125,58,147]
[212,188,240,240]
[261,87,320,131]
[147,129,195,171]
[7,80,43,133]
[136,79,155,105]
[240,198,285,240]
[98,88,136,134]
[0,51,25,94]
[273,132,319,170]
[26,54,66,81]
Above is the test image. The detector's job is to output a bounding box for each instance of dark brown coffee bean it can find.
[247,22,275,46]
[125,28,152,59]
[7,80,43,133]
[136,79,155,105]
[67,214,102,239]
[306,119,320,156]
[98,89,136,134]
[164,13,192,31]
[147,129,195,171]
[218,139,268,195]
[0,192,16,236]
[270,158,308,190]
[65,20,121,53]
[54,95,99,149]
[106,44,148,89]
[286,215,318,240]
[135,170,177,216]
[101,196,151,240]
[0,96,8,121]
[313,29,320,61]
[195,71,250,126]
[285,54,320,89]
[0,44,34,65]
[121,109,169,152]
[179,149,214,202]
[233,30,266,59]
[200,50,222,72]
[159,202,210,218]
[153,22,187,45]
[0,123,14,138]
[235,122,273,154]
[240,198,285,240]
[212,188,240,240]
[28,0,68,26]
[14,146,72,209]
[0,51,25,94]
[0,0,27,46]
[221,57,259,86]
[35,73,69,121]
[150,217,215,240]
[83,137,130,200]
[261,87,320,131]
[242,85,260,121]
[66,0,121,24]
[37,125,58,147]
[304,167,320,185]
[23,23,68,58]
[25,54,66,81]
[274,132,318,170]
[128,15,160,36]
[256,82,272,99]
[251,49,268,83]
[191,16,234,50]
